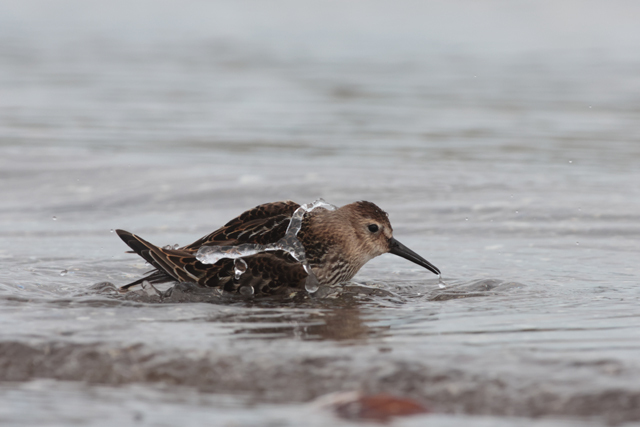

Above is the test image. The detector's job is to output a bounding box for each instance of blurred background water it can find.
[1,1,640,425]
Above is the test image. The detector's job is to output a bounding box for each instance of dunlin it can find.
[116,200,440,295]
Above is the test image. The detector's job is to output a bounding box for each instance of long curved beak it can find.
[388,238,440,275]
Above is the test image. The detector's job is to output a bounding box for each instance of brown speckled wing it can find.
[117,201,306,293]
[182,200,300,250]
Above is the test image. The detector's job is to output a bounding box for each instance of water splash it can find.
[303,264,320,293]
[438,274,447,289]
[196,199,337,294]
[140,280,163,297]
[234,258,248,280]
[285,199,336,236]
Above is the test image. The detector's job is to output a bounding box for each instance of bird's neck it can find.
[298,209,368,284]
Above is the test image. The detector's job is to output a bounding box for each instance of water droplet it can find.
[576,242,579,246]
[305,273,320,293]
[510,195,513,198]
[569,160,573,164]
[515,210,519,214]
[465,218,468,221]
[234,258,248,280]
[110,229,114,233]
[59,269,68,276]
[589,105,592,108]
[438,274,446,289]
[141,280,150,288]
[303,263,320,293]
[52,216,57,221]
[239,285,254,296]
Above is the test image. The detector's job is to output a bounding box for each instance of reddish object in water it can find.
[333,393,429,421]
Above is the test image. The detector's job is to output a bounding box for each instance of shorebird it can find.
[116,200,440,295]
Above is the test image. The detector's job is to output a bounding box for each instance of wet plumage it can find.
[116,200,440,295]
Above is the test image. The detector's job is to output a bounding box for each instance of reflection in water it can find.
[91,281,393,341]
[232,309,379,342]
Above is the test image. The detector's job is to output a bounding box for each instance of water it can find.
[234,258,248,281]
[1,1,640,425]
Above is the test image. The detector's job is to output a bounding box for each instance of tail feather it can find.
[116,229,178,290]
[115,229,204,290]
[116,229,157,265]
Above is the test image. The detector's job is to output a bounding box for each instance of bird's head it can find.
[340,201,440,275]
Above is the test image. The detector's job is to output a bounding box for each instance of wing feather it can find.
[116,201,303,292]
[182,201,299,250]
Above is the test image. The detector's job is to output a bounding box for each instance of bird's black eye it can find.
[368,224,379,233]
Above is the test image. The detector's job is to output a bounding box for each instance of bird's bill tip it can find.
[388,238,440,276]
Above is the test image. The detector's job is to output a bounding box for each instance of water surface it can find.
[1,1,640,425]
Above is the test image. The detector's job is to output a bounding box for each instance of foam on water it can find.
[196,199,337,294]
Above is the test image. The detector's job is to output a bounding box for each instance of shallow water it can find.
[2,1,640,425]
